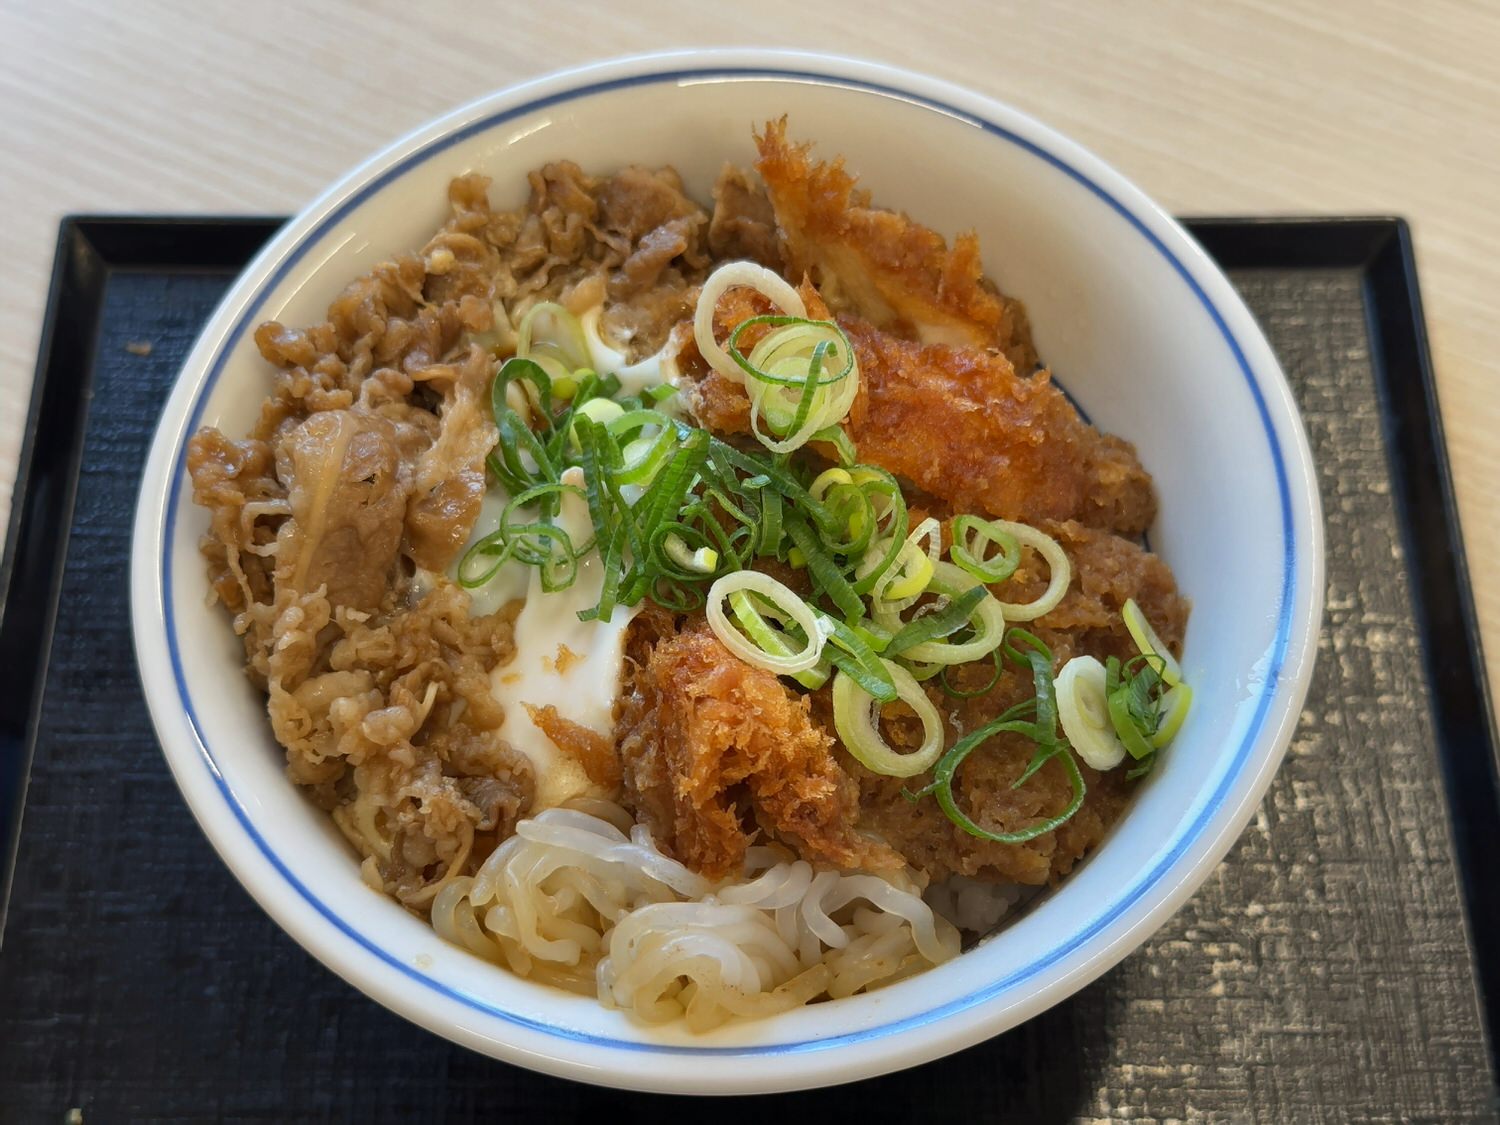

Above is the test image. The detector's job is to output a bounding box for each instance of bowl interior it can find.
[140,60,1311,1087]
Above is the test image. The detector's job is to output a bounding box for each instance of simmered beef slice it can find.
[402,346,497,570]
[707,163,782,268]
[273,409,408,612]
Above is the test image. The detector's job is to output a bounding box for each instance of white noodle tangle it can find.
[431,803,960,1030]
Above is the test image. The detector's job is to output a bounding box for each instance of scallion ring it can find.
[706,571,831,675]
[729,592,831,691]
[868,517,941,610]
[874,562,1006,666]
[832,660,945,778]
[951,515,1023,584]
[989,521,1072,622]
[918,716,1087,844]
[1151,682,1193,748]
[1122,597,1183,686]
[1054,655,1127,771]
[517,301,591,373]
[1104,656,1158,761]
[692,262,806,383]
[733,317,859,454]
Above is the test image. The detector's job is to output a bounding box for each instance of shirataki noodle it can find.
[430,802,959,1031]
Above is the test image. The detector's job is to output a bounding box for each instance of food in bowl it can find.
[184,119,1192,1031]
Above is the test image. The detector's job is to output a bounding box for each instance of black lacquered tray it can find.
[1,217,1497,1123]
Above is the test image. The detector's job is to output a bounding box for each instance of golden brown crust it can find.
[681,291,1156,536]
[525,704,622,791]
[755,117,1037,370]
[840,318,1157,535]
[617,618,902,880]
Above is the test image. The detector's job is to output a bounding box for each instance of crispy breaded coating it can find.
[616,617,901,880]
[682,278,1154,535]
[841,318,1157,535]
[755,118,1037,371]
[525,704,622,791]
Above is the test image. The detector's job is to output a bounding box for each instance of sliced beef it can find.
[273,409,408,614]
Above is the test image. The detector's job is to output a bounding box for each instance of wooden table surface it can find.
[3,0,1498,699]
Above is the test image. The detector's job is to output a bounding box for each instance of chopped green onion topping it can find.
[833,660,944,777]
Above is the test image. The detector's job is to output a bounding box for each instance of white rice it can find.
[924,874,1033,936]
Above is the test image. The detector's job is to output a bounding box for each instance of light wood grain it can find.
[3,0,1499,701]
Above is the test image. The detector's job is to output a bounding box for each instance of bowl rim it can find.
[130,47,1325,1093]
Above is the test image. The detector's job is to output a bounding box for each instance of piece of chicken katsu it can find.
[685,122,1156,537]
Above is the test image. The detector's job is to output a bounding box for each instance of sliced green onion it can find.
[990,521,1072,622]
[1123,597,1183,686]
[486,358,557,494]
[875,562,1006,666]
[693,262,806,382]
[1104,656,1158,761]
[731,316,860,455]
[811,424,858,465]
[456,530,512,589]
[517,301,590,372]
[919,716,1086,844]
[870,518,940,608]
[938,649,1004,699]
[887,586,987,656]
[663,534,718,574]
[706,571,830,675]
[729,592,830,691]
[904,659,944,683]
[568,397,625,449]
[832,661,945,778]
[817,613,898,701]
[784,515,864,623]
[951,516,1022,584]
[1055,655,1127,771]
[1151,682,1193,748]
[758,488,784,557]
[810,467,854,501]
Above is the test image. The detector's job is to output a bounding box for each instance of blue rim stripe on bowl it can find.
[160,66,1296,1056]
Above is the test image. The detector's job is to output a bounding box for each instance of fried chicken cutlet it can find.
[841,319,1156,535]
[616,614,901,880]
[754,117,1037,372]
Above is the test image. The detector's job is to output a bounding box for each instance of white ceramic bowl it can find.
[130,49,1323,1094]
